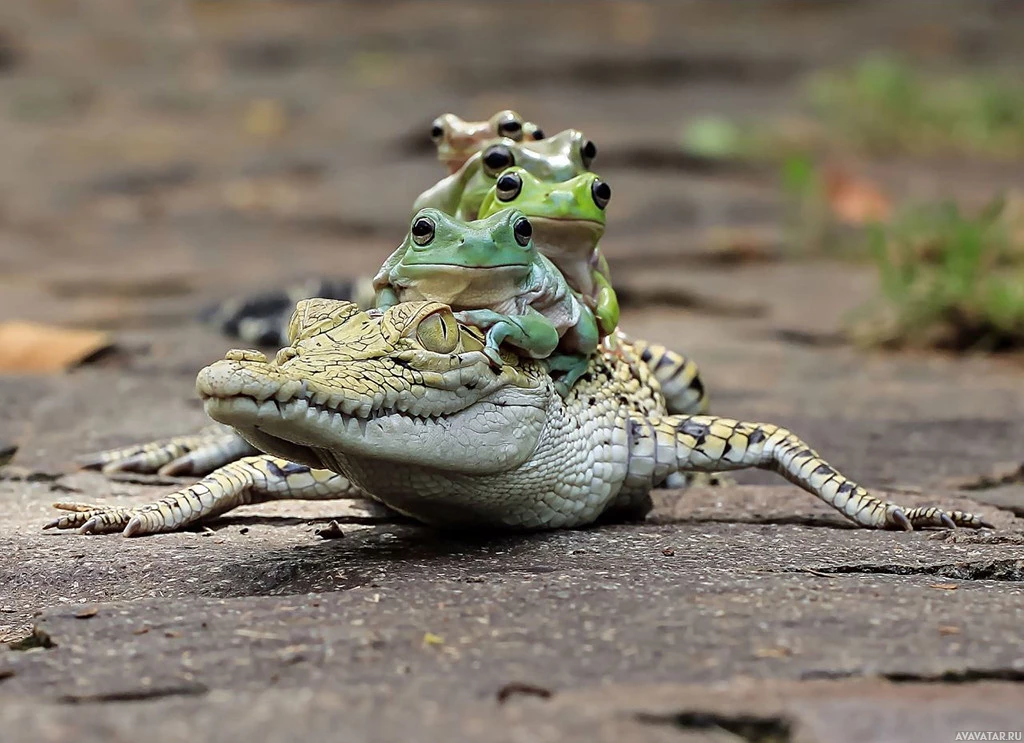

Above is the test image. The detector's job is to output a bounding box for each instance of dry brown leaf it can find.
[928,583,959,591]
[74,607,98,619]
[824,166,892,225]
[938,625,962,635]
[754,646,792,658]
[0,322,112,373]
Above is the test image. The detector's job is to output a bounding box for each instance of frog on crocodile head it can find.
[430,110,544,174]
[372,207,598,387]
[412,129,599,222]
[476,166,618,337]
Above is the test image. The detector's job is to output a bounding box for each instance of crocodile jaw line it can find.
[197,362,548,475]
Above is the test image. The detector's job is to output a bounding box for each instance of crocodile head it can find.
[195,299,552,475]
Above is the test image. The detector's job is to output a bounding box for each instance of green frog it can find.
[373,207,599,384]
[412,129,598,222]
[430,110,544,174]
[477,166,618,338]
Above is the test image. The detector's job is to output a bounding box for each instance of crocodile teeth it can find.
[282,398,308,421]
[256,400,278,419]
[338,397,362,417]
[312,390,330,406]
[275,379,305,403]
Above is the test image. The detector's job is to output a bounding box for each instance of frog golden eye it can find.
[497,119,523,142]
[513,216,533,247]
[591,179,611,210]
[410,216,435,246]
[495,172,523,202]
[581,139,598,168]
[416,309,460,354]
[482,145,515,177]
[430,119,444,143]
[531,128,545,141]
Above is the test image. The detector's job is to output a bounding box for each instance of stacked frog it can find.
[216,109,624,394]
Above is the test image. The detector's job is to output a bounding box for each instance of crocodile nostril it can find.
[274,347,299,365]
[225,349,268,363]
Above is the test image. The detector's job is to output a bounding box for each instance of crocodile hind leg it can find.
[625,335,708,415]
[622,336,714,488]
[77,424,258,476]
[45,456,369,536]
[626,414,992,530]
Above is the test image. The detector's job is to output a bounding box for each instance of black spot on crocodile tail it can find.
[836,481,855,495]
[676,419,709,445]
[640,348,653,363]
[812,463,834,477]
[267,460,311,478]
[654,353,676,371]
[747,427,766,445]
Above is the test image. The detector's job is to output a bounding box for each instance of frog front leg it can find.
[454,308,560,367]
[374,285,401,310]
[592,270,620,337]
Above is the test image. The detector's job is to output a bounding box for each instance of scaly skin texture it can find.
[431,110,544,174]
[477,167,618,336]
[47,299,991,536]
[413,129,597,221]
[373,207,599,370]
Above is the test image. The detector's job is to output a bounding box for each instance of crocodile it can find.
[47,299,989,536]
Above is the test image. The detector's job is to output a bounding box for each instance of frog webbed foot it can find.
[546,353,592,397]
[454,310,513,368]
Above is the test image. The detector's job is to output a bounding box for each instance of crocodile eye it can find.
[495,172,522,202]
[530,127,545,141]
[410,216,435,246]
[591,179,611,210]
[495,112,524,141]
[416,309,459,354]
[513,216,533,247]
[581,139,597,168]
[482,145,515,177]
[430,119,444,143]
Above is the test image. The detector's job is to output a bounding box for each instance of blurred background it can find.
[2,0,1024,377]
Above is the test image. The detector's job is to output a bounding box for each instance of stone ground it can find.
[3,1,1024,741]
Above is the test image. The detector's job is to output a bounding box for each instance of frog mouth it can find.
[395,263,532,275]
[528,217,603,256]
[528,216,604,239]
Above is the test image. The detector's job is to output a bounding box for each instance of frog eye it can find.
[591,179,611,210]
[482,145,515,177]
[530,128,545,141]
[581,139,598,169]
[410,216,435,246]
[495,112,524,141]
[430,118,445,143]
[513,216,533,247]
[495,172,523,202]
[416,309,460,354]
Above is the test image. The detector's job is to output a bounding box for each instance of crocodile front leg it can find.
[77,424,258,476]
[626,414,992,530]
[45,456,368,536]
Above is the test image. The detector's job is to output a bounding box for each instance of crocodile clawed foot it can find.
[73,428,250,477]
[905,506,993,530]
[883,504,992,531]
[44,503,138,535]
